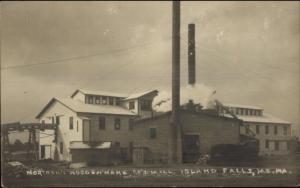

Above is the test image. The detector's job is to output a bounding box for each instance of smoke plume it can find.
[152,83,216,112]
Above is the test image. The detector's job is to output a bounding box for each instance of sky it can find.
[1,1,299,141]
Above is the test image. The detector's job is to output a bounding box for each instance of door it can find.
[183,135,200,163]
[82,119,91,142]
[41,145,51,159]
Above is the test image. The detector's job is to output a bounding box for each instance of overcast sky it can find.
[1,1,299,138]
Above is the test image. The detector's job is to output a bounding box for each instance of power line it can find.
[1,36,172,71]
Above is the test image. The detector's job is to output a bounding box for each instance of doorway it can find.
[41,145,51,159]
[183,134,200,163]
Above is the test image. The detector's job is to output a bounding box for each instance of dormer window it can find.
[88,96,93,104]
[95,96,100,104]
[141,100,152,111]
[116,98,121,106]
[102,96,107,105]
[109,97,114,105]
[129,101,135,110]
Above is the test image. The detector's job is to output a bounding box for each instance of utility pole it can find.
[169,0,182,164]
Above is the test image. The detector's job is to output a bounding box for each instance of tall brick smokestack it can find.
[188,23,196,85]
[169,0,182,164]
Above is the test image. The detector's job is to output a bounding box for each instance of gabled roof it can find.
[71,89,128,98]
[36,97,137,119]
[234,114,290,124]
[135,109,240,124]
[123,90,158,100]
[222,103,263,110]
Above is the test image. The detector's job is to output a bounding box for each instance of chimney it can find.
[169,0,182,164]
[188,23,196,86]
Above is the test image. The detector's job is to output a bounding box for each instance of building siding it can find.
[132,112,240,163]
[79,113,134,148]
[38,100,83,161]
[241,122,291,155]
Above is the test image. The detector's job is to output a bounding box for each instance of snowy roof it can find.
[123,90,158,100]
[71,89,128,98]
[224,113,290,124]
[36,97,136,118]
[70,141,111,149]
[222,103,263,110]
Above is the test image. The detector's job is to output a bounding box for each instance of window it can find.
[95,96,100,104]
[141,100,152,111]
[77,121,79,132]
[265,125,269,134]
[149,128,156,139]
[245,109,248,115]
[69,117,73,130]
[99,117,106,130]
[115,142,120,147]
[60,142,63,154]
[129,101,135,110]
[256,125,260,134]
[283,126,287,135]
[109,97,114,105]
[258,110,262,116]
[235,108,239,115]
[42,120,45,124]
[265,140,269,149]
[274,125,278,135]
[52,117,54,124]
[88,96,93,104]
[41,145,45,159]
[116,98,121,106]
[250,110,253,116]
[102,96,107,105]
[275,141,279,151]
[114,118,121,130]
[56,116,60,125]
[129,119,134,131]
[245,125,250,135]
[240,109,244,115]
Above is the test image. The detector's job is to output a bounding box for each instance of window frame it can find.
[109,97,114,105]
[98,117,106,130]
[88,95,93,104]
[256,125,260,134]
[60,142,63,154]
[265,125,269,134]
[114,118,121,130]
[283,126,288,135]
[141,99,152,111]
[265,140,269,149]
[56,116,60,125]
[69,117,74,130]
[149,128,157,139]
[129,101,135,110]
[95,96,101,104]
[116,98,121,106]
[77,120,79,132]
[275,141,279,151]
[102,96,107,105]
[129,119,134,131]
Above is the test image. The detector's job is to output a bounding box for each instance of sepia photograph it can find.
[1,1,299,187]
